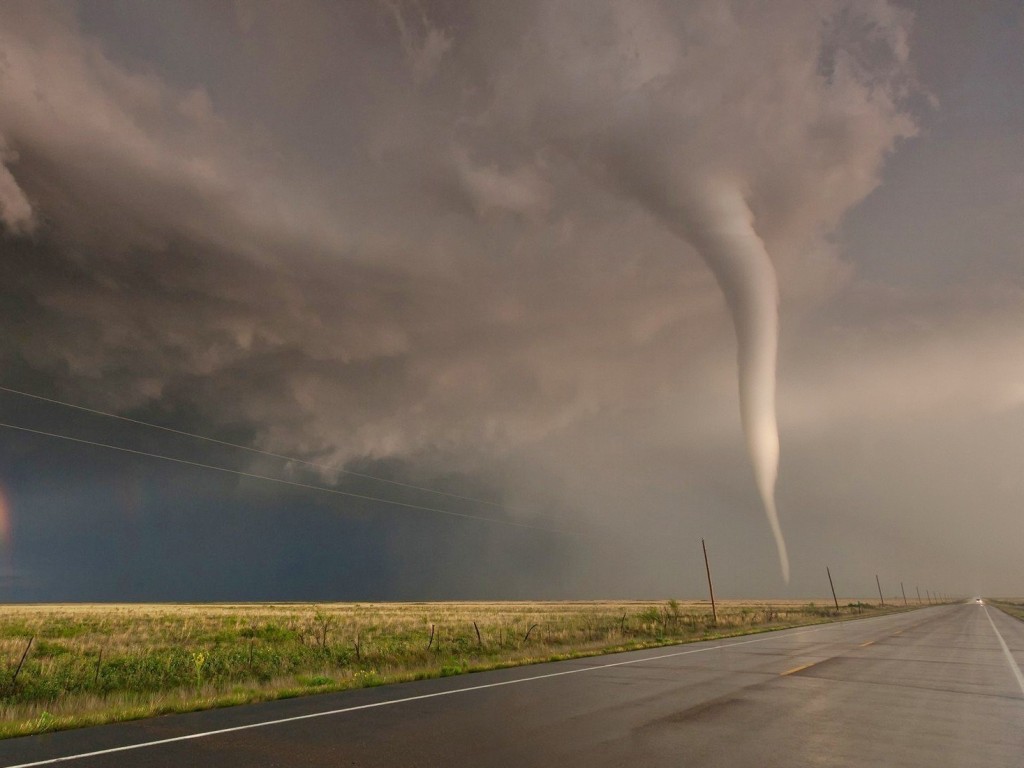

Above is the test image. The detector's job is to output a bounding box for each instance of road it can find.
[2,602,1022,767]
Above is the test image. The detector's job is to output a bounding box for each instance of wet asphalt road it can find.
[1,602,1022,767]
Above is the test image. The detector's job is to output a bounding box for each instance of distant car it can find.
[975,598,983,604]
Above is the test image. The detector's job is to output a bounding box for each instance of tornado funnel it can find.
[680,183,789,582]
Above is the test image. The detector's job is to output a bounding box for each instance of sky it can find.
[0,0,1021,602]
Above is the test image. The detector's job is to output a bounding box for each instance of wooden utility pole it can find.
[901,582,907,606]
[876,574,885,606]
[827,566,839,611]
[702,538,717,626]
[916,586,922,604]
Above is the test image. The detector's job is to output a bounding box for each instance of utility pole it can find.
[827,566,839,611]
[901,582,907,607]
[876,574,885,606]
[916,586,922,604]
[702,538,717,626]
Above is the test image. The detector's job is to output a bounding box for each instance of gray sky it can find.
[0,0,1020,601]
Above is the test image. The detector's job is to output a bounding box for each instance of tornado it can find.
[678,183,789,583]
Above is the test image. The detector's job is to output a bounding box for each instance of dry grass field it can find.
[989,599,1024,622]
[0,599,910,738]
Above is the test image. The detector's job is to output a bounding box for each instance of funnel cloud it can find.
[678,183,787,581]
[500,1,914,581]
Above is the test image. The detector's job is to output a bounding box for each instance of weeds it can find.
[0,599,907,738]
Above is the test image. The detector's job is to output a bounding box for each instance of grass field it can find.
[0,598,914,738]
[989,598,1024,622]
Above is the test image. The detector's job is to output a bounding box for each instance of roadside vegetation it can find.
[989,599,1024,622]
[0,599,912,738]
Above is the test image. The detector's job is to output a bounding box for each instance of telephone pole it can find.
[702,538,717,626]
[827,566,839,611]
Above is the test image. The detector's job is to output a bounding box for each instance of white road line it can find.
[984,606,1024,697]
[2,619,880,768]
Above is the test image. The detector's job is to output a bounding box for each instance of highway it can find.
[1,602,1021,767]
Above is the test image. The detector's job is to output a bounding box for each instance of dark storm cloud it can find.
[0,1,1021,598]
[0,0,913,454]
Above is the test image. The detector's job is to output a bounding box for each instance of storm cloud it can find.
[0,1,1021,599]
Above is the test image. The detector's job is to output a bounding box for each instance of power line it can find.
[0,421,576,536]
[0,385,522,513]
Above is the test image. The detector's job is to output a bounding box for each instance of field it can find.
[989,598,1024,622]
[0,599,912,738]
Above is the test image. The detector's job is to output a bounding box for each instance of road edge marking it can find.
[983,606,1024,698]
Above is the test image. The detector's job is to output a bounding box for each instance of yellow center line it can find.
[784,637,880,675]
[780,661,820,676]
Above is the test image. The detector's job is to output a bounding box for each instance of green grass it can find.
[0,598,918,738]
